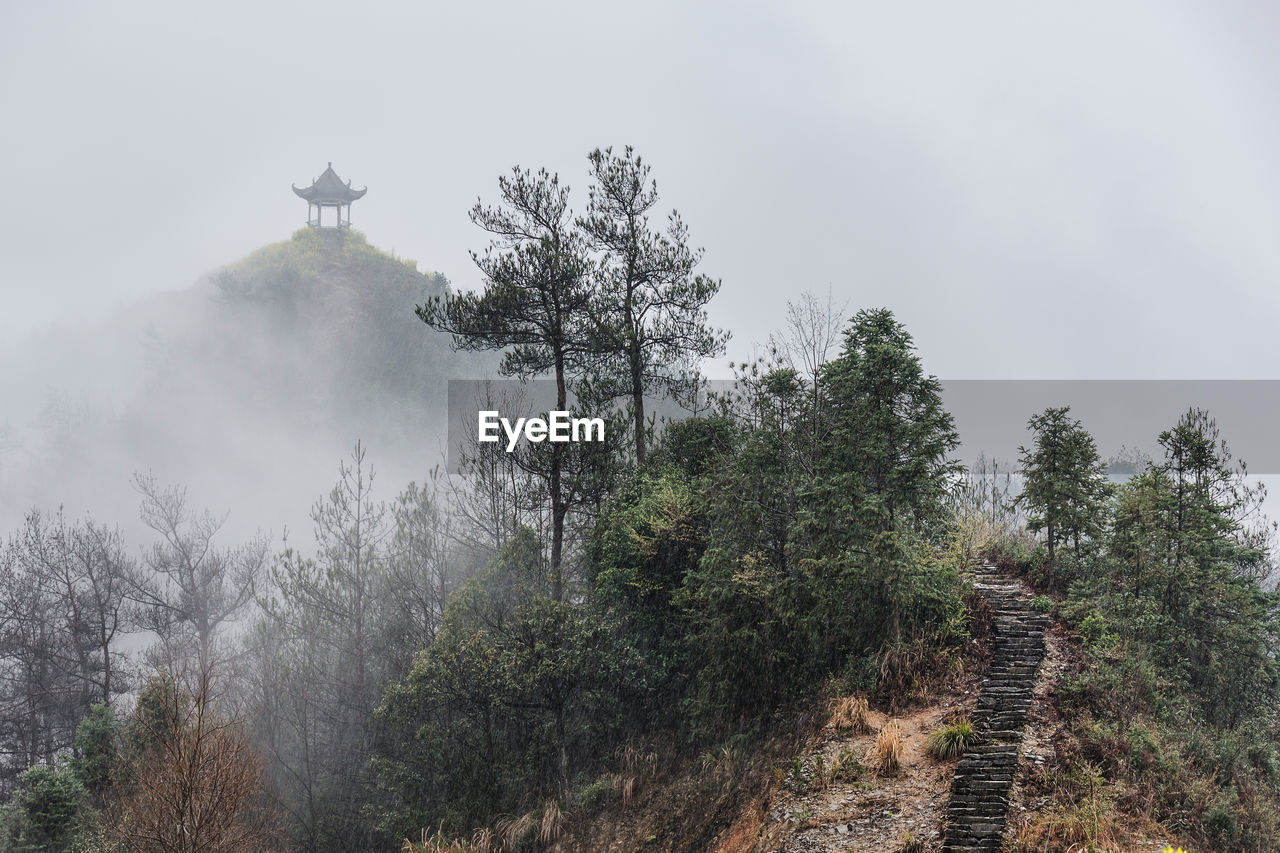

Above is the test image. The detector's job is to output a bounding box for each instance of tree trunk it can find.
[631,341,646,466]
[551,357,567,602]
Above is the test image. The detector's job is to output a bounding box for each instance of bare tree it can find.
[27,515,134,707]
[107,668,280,853]
[0,511,135,787]
[955,453,1022,530]
[768,287,848,383]
[0,542,65,778]
[382,471,457,674]
[130,475,267,678]
[764,287,849,474]
[446,382,545,558]
[258,443,390,850]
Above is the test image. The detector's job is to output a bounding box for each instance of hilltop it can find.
[0,227,476,539]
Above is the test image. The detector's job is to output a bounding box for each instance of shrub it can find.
[1031,594,1053,613]
[829,749,862,784]
[575,776,617,813]
[1079,612,1110,645]
[925,719,977,760]
[866,721,905,774]
[876,636,964,708]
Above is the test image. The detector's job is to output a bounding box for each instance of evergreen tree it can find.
[1018,406,1111,572]
[813,308,960,534]
[70,704,119,806]
[374,530,637,831]
[260,443,390,851]
[417,167,597,601]
[1106,408,1279,725]
[800,309,961,644]
[1,765,88,852]
[579,146,728,464]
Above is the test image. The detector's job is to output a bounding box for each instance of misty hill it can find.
[201,228,467,447]
[0,228,482,540]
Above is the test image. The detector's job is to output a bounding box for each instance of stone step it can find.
[943,566,1048,853]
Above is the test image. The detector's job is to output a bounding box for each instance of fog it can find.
[4,1,1280,531]
[8,7,1280,849]
[7,4,1280,361]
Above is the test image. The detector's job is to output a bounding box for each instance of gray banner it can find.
[445,379,1280,474]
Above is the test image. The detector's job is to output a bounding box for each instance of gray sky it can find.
[4,1,1280,378]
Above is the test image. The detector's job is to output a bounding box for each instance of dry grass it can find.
[899,830,927,853]
[1008,759,1130,853]
[1008,804,1126,852]
[877,638,965,709]
[865,720,905,775]
[829,694,872,734]
[621,773,636,807]
[496,812,535,850]
[807,747,863,793]
[617,743,659,778]
[540,799,564,844]
[403,799,566,853]
[613,743,659,806]
[713,800,767,853]
[403,828,489,853]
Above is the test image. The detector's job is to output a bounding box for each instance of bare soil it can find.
[750,695,977,852]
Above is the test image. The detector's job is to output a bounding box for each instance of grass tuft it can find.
[925,719,977,760]
[830,694,872,734]
[539,799,564,844]
[899,830,927,853]
[866,720,905,774]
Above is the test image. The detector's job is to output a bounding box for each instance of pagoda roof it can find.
[292,163,367,203]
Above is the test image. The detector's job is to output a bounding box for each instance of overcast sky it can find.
[4,1,1280,379]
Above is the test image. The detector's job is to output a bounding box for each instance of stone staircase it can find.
[941,563,1050,852]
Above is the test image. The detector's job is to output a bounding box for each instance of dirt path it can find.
[748,698,974,852]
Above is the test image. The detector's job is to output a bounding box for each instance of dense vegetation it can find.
[3,148,1280,853]
[373,304,968,848]
[1004,406,1280,851]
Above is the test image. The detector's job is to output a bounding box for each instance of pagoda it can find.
[292,163,366,230]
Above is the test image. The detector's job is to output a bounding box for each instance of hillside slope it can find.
[0,227,479,539]
[549,564,1200,853]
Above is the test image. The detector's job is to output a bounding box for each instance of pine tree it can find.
[1018,406,1110,572]
[417,167,597,600]
[802,308,961,644]
[579,146,728,464]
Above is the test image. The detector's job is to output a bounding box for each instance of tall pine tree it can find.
[579,146,728,464]
[802,308,961,643]
[417,167,597,600]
